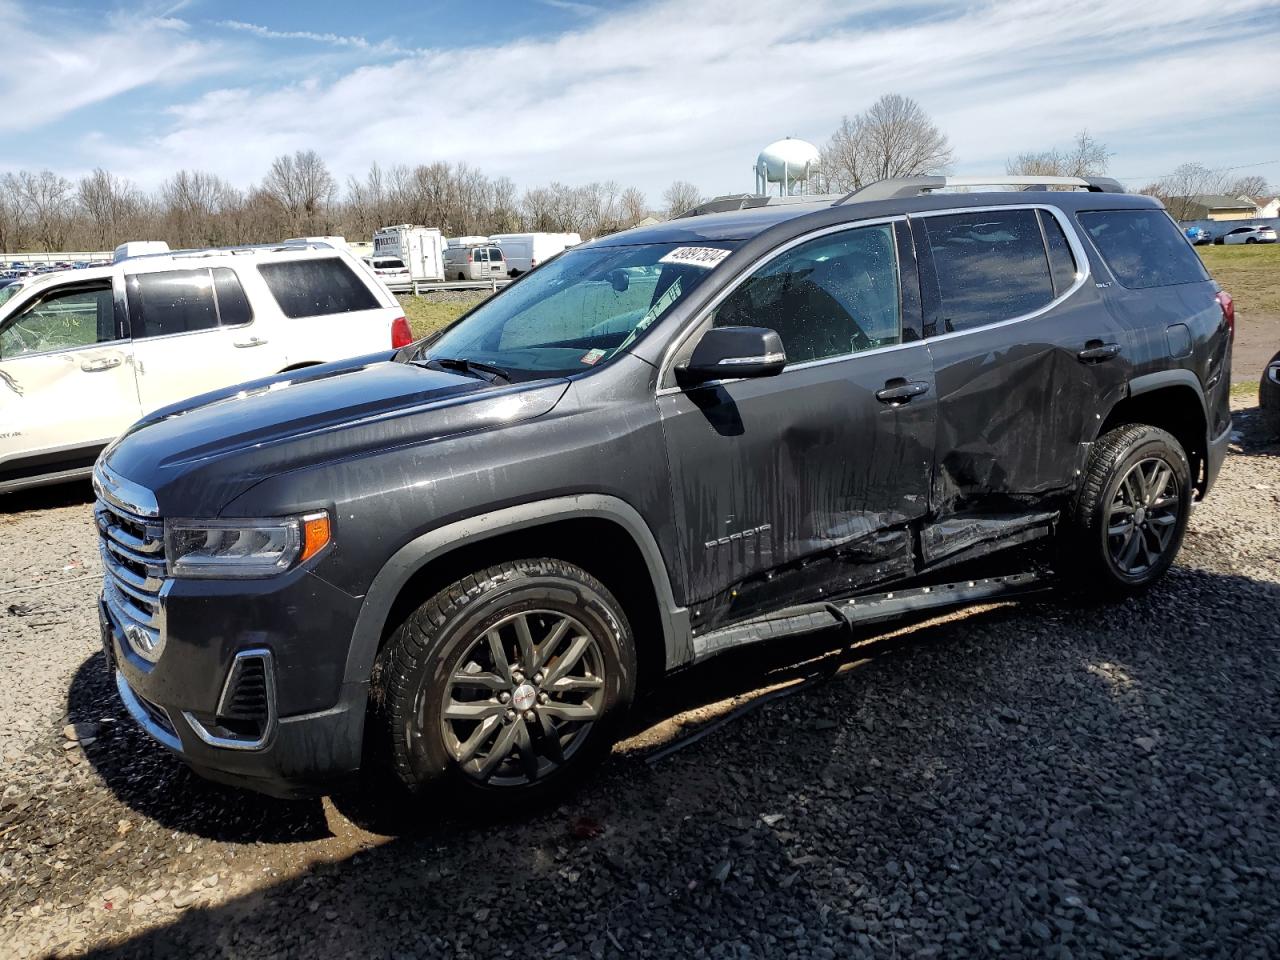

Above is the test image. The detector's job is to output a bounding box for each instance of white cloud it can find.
[215,19,407,55]
[11,0,1280,199]
[0,2,236,132]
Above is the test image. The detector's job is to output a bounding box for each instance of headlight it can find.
[165,512,331,578]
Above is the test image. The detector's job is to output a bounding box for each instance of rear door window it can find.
[1078,210,1210,289]
[257,258,381,318]
[129,269,220,338]
[920,209,1055,333]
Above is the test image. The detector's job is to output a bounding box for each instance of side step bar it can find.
[691,572,1045,662]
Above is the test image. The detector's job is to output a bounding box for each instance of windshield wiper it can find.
[419,356,512,384]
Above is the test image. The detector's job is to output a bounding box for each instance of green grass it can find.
[1198,243,1280,316]
[397,293,489,340]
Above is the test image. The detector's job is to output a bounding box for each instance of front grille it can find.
[95,493,167,661]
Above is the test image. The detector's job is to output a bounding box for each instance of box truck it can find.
[373,225,445,285]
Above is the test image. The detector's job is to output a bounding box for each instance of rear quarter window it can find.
[1078,210,1210,289]
[258,258,381,318]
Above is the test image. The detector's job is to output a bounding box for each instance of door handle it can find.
[1077,341,1121,363]
[234,337,269,348]
[80,356,122,372]
[876,379,930,404]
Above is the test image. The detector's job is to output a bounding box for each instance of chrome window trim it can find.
[908,203,1091,343]
[656,215,906,395]
[655,204,1093,396]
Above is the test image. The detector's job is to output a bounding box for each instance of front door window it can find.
[0,283,116,358]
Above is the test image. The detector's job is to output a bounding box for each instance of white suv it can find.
[0,243,412,493]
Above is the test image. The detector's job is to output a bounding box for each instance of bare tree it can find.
[619,186,648,227]
[9,170,74,251]
[162,170,236,247]
[77,169,145,249]
[1225,174,1270,199]
[1139,163,1229,220]
[819,94,953,192]
[1006,130,1112,179]
[661,181,702,219]
[260,150,337,237]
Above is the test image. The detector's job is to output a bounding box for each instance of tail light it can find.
[390,316,413,348]
[1216,290,1234,340]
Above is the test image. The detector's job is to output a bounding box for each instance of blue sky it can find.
[3,0,1279,204]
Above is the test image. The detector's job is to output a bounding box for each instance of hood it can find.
[102,354,570,514]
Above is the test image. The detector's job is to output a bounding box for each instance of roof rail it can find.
[677,193,843,218]
[834,175,1126,205]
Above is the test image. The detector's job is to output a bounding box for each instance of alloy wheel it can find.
[1106,456,1180,576]
[435,609,606,786]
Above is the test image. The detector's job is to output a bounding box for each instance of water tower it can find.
[754,137,820,196]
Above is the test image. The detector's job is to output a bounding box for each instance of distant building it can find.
[1170,195,1261,221]
[1251,196,1280,219]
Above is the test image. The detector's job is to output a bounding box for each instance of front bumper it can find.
[101,566,370,798]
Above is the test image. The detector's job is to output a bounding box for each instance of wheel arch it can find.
[1097,371,1208,495]
[343,495,691,692]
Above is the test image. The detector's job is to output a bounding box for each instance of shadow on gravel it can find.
[70,564,1280,958]
[66,653,333,844]
[0,478,94,516]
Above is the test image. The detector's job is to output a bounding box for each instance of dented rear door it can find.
[912,205,1131,559]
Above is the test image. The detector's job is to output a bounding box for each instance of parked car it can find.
[363,255,412,291]
[1262,348,1280,438]
[96,175,1232,806]
[491,232,582,276]
[1216,225,1278,244]
[1185,226,1212,245]
[442,243,506,281]
[0,242,412,494]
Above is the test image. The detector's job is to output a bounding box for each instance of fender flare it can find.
[1126,368,1208,420]
[342,494,691,686]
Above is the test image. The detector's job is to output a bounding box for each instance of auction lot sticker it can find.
[658,246,732,269]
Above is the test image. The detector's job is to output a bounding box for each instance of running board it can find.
[691,572,1045,662]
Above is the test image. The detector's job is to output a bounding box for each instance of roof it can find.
[1179,195,1258,211]
[590,181,1159,249]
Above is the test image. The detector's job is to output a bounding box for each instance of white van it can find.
[489,232,582,276]
[442,244,507,281]
[0,243,411,493]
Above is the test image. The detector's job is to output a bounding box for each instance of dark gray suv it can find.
[95,175,1233,803]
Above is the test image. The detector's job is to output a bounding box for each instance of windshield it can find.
[416,241,738,378]
[0,282,24,307]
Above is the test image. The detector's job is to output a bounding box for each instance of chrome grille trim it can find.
[94,465,167,663]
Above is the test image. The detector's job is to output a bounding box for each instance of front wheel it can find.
[370,559,636,809]
[1064,425,1192,595]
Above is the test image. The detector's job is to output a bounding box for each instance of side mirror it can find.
[677,326,786,386]
[607,269,629,293]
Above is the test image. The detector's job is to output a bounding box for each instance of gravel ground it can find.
[1,399,1277,959]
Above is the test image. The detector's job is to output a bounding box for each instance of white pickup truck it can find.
[0,242,411,493]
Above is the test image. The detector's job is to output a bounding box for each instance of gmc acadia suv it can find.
[94,176,1233,804]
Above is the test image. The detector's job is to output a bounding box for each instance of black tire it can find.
[1065,425,1192,595]
[456,272,466,281]
[1260,349,1280,439]
[1246,237,1258,244]
[369,558,635,809]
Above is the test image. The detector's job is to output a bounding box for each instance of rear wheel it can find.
[1246,237,1258,244]
[1064,425,1192,595]
[370,559,636,809]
